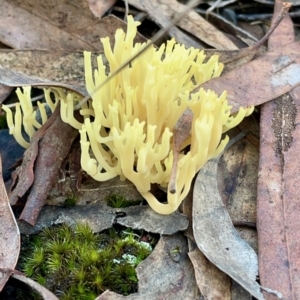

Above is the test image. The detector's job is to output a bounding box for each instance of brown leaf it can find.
[0,155,20,291]
[189,247,231,300]
[141,0,238,49]
[9,106,61,206]
[218,126,258,228]
[88,0,118,18]
[257,2,300,298]
[0,1,141,51]
[18,109,79,226]
[0,65,87,97]
[97,234,200,300]
[0,50,104,92]
[0,0,93,50]
[193,156,265,300]
[199,41,300,114]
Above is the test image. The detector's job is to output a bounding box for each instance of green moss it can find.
[63,195,77,208]
[105,193,143,208]
[20,224,154,299]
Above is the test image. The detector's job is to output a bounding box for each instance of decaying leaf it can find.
[0,50,104,92]
[193,156,265,300]
[199,40,300,114]
[0,1,144,51]
[257,1,300,298]
[18,108,79,226]
[188,246,231,300]
[179,177,233,299]
[0,65,87,97]
[0,155,20,291]
[9,106,61,206]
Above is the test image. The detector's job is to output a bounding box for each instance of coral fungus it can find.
[65,16,253,214]
[3,16,253,215]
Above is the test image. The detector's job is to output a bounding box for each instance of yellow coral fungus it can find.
[2,87,58,148]
[4,16,253,215]
[70,16,253,214]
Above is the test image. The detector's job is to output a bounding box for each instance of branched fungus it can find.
[4,16,253,215]
[65,16,253,214]
[2,87,58,147]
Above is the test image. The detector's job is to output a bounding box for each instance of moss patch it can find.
[20,223,155,300]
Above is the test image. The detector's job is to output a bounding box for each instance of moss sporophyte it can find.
[20,223,154,299]
[2,15,253,215]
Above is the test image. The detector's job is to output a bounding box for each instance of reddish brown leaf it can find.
[0,155,20,291]
[257,1,300,298]
[9,106,61,206]
[18,109,79,226]
[198,40,300,115]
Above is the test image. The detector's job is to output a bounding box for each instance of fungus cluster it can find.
[2,87,58,148]
[3,16,253,215]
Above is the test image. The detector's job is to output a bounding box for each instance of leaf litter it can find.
[257,0,300,299]
[0,0,299,299]
[0,154,20,291]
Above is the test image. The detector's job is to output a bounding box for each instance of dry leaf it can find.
[88,0,118,18]
[182,182,233,299]
[141,0,238,50]
[18,109,79,225]
[206,11,259,47]
[218,126,258,226]
[189,247,231,300]
[257,1,300,298]
[0,50,104,91]
[193,156,265,300]
[199,40,300,114]
[0,155,20,291]
[0,0,140,51]
[0,0,93,50]
[9,107,61,206]
[0,65,87,97]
